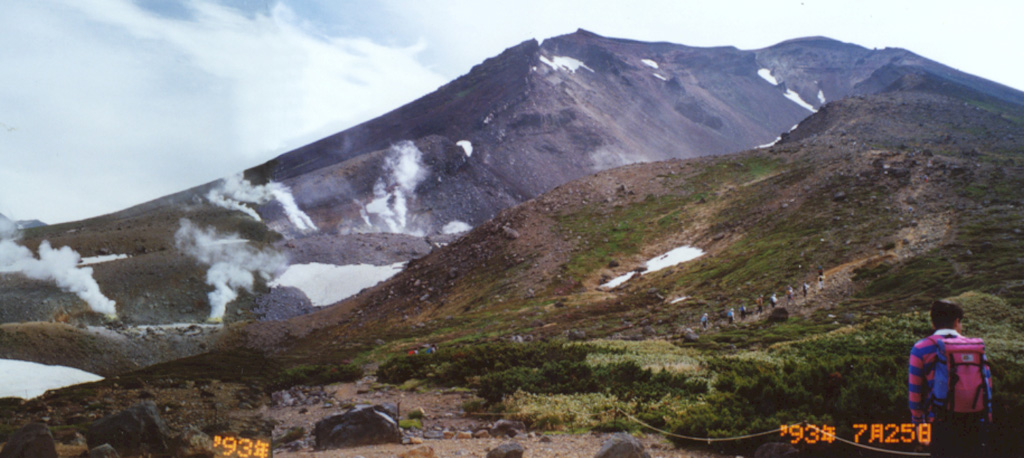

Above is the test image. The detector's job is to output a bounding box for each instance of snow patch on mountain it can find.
[442,221,472,235]
[270,262,404,306]
[784,89,817,112]
[758,68,779,85]
[601,246,705,289]
[641,59,659,69]
[540,55,593,73]
[818,89,827,104]
[79,254,129,266]
[457,140,473,157]
[0,359,103,399]
[652,73,668,81]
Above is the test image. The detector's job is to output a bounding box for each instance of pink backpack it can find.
[932,336,990,413]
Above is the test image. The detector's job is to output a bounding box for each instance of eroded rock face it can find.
[0,423,57,458]
[86,401,172,457]
[314,404,401,449]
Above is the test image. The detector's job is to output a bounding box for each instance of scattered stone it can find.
[490,420,527,438]
[539,436,552,443]
[443,431,456,439]
[86,401,172,457]
[473,429,490,439]
[594,433,651,458]
[410,437,424,445]
[683,328,700,342]
[486,442,525,458]
[754,442,799,458]
[567,329,587,340]
[768,307,790,323]
[88,444,119,458]
[832,191,847,201]
[177,426,213,457]
[0,423,57,458]
[399,445,437,458]
[456,431,473,440]
[641,325,656,336]
[314,405,401,449]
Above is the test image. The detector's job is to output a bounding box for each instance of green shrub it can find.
[269,363,363,391]
[398,419,422,429]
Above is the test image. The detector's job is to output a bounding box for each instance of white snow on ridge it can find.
[758,68,779,85]
[79,254,128,266]
[757,137,781,149]
[601,245,704,289]
[540,55,594,73]
[442,221,472,235]
[641,59,659,69]
[784,89,817,112]
[652,73,668,81]
[456,140,473,157]
[0,359,103,399]
[818,89,826,104]
[270,262,404,307]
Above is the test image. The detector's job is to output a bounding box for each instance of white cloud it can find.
[0,0,445,224]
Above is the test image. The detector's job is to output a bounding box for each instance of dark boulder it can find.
[486,442,525,458]
[314,405,401,449]
[0,423,57,458]
[594,433,650,458]
[682,328,700,342]
[88,444,120,458]
[768,307,790,323]
[86,401,172,456]
[754,441,800,458]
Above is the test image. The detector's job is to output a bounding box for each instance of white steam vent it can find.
[0,225,117,317]
[206,175,317,232]
[359,141,428,235]
[174,219,287,322]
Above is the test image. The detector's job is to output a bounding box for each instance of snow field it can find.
[456,140,473,157]
[601,245,704,289]
[0,359,103,399]
[539,55,594,73]
[641,59,659,69]
[784,89,817,112]
[270,262,405,306]
[758,68,779,85]
[652,73,668,81]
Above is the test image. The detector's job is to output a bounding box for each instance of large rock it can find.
[768,307,790,323]
[594,433,650,458]
[86,401,172,457]
[489,419,527,438]
[0,423,57,458]
[88,444,120,458]
[754,442,800,458]
[314,405,402,449]
[682,328,700,342]
[399,445,437,458]
[486,442,525,458]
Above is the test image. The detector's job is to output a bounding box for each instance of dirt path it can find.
[267,380,732,458]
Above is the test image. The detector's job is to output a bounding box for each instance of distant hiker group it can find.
[696,266,827,328]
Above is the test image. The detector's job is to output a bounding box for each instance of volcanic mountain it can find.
[3,29,1023,368]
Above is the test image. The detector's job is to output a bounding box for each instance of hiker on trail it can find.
[909,300,993,457]
[740,305,748,320]
[817,266,825,290]
[802,282,809,298]
[727,308,735,324]
[700,313,708,330]
[786,286,795,306]
[756,295,764,314]
[769,293,778,308]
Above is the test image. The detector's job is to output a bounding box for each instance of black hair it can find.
[930,300,964,329]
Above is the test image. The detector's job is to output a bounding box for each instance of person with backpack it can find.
[769,293,778,308]
[908,300,993,458]
[756,295,764,314]
[739,305,748,320]
[700,312,708,330]
[727,308,735,324]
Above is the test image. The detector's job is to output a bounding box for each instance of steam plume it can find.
[359,141,428,234]
[206,175,317,232]
[0,224,117,317]
[174,219,287,321]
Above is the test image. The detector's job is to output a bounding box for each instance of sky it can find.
[1,0,1022,224]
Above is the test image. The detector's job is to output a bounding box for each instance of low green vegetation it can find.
[267,363,363,392]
